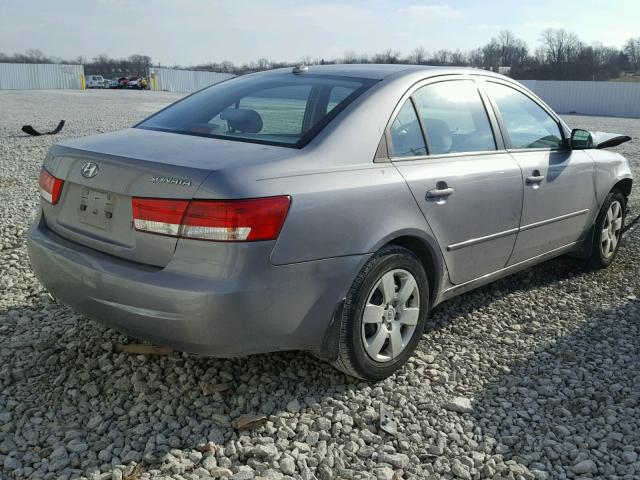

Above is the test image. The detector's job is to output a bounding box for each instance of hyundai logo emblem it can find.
[81,162,99,178]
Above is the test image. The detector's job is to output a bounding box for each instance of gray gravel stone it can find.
[280,456,296,475]
[451,458,472,479]
[210,466,233,477]
[250,444,278,460]
[444,397,473,413]
[573,459,597,474]
[377,452,409,469]
[375,465,394,480]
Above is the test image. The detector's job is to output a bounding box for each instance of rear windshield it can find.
[137,74,376,148]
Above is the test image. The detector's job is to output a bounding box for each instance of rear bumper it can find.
[27,213,368,356]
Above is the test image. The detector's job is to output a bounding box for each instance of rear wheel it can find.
[589,190,625,269]
[333,245,429,381]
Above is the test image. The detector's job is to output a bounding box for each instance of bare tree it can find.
[127,54,152,76]
[299,55,313,66]
[449,50,467,66]
[431,49,452,65]
[624,37,640,71]
[372,49,401,64]
[497,30,528,66]
[219,61,235,73]
[25,49,47,63]
[342,50,359,64]
[539,28,583,64]
[408,46,427,65]
[467,47,484,68]
[256,58,270,70]
[533,46,546,64]
[482,39,501,69]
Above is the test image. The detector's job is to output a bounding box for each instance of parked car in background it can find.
[117,77,129,88]
[28,65,633,380]
[108,78,119,89]
[85,75,105,89]
[127,76,141,89]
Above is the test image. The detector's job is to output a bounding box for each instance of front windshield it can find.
[137,73,376,148]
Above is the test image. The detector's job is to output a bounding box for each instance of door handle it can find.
[426,183,455,199]
[526,170,544,185]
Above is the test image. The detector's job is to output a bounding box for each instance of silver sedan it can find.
[28,65,633,380]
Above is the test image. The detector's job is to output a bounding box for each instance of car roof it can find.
[265,64,498,81]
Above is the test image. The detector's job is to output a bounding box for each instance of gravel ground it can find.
[0,90,639,480]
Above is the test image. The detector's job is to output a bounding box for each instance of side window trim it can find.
[407,96,429,157]
[480,79,567,151]
[385,75,504,162]
[474,77,507,151]
[409,96,430,156]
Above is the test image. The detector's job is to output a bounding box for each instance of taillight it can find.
[131,198,189,237]
[39,168,64,205]
[131,196,291,242]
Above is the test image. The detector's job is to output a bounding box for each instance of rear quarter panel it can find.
[266,164,438,264]
[195,159,442,267]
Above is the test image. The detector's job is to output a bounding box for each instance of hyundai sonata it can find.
[28,64,633,380]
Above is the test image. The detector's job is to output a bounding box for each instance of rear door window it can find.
[412,80,496,155]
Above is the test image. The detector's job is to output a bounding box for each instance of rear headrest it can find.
[424,118,452,154]
[220,108,263,134]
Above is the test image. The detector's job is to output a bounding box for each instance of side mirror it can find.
[570,129,593,149]
[570,129,632,149]
[592,131,632,149]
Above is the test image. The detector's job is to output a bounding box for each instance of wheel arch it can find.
[612,177,633,199]
[317,231,445,362]
[385,234,443,307]
[576,181,630,259]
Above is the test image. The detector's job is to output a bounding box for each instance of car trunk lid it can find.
[42,128,298,267]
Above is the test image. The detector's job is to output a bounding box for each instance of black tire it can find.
[333,245,429,381]
[589,190,626,269]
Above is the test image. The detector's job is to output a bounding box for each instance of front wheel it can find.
[589,190,626,269]
[333,245,429,381]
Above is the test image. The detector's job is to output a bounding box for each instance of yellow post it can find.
[80,74,86,90]
[152,73,158,92]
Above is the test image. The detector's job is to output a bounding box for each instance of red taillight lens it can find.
[132,198,190,237]
[131,196,291,242]
[38,168,64,205]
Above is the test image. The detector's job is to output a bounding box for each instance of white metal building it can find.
[0,63,85,90]
[150,67,235,93]
[520,80,640,118]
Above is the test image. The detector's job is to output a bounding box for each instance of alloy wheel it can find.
[361,269,420,363]
[600,200,623,258]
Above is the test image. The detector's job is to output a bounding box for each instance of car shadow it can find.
[465,298,640,478]
[426,254,593,333]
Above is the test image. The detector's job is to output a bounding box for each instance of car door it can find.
[482,80,595,265]
[389,78,523,285]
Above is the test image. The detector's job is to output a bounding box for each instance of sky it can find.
[1,0,638,66]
